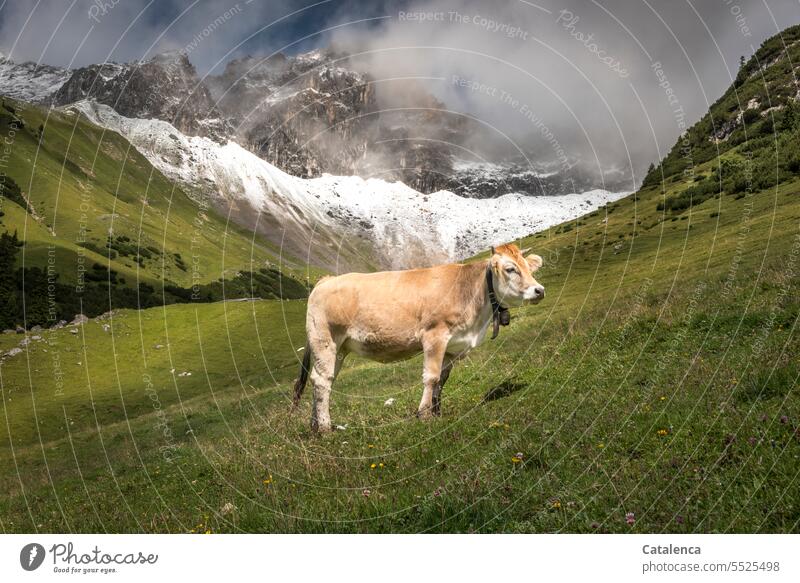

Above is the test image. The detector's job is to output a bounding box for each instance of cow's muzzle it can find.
[524,285,546,303]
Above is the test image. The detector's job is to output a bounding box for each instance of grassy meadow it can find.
[1,165,798,532]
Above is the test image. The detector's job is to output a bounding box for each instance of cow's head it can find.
[490,243,545,306]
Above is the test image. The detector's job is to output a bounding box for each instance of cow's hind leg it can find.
[418,333,448,420]
[309,333,339,434]
[432,355,454,417]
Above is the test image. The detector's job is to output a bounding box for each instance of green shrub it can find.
[0,174,26,208]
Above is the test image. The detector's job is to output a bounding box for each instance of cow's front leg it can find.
[419,333,448,420]
[432,355,454,417]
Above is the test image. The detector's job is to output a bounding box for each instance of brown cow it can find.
[293,243,545,432]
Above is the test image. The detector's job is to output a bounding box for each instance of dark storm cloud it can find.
[2,0,799,180]
[0,0,329,72]
[330,0,800,183]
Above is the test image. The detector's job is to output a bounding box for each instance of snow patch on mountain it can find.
[0,55,71,102]
[69,100,629,269]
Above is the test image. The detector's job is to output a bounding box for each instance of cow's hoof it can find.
[417,409,434,420]
[311,421,333,434]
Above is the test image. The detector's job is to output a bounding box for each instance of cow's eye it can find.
[505,266,518,274]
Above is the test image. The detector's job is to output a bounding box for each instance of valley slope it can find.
[0,96,309,329]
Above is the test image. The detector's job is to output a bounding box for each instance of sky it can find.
[2,0,799,182]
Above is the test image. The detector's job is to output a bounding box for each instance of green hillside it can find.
[644,24,800,194]
[1,27,798,533]
[2,144,798,533]
[0,98,310,329]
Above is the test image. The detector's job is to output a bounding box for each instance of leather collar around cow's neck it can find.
[485,264,510,340]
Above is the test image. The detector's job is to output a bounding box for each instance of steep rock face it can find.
[0,54,71,103]
[447,159,631,199]
[208,50,378,178]
[207,50,478,192]
[52,52,228,138]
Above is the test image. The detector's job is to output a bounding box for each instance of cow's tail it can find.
[292,343,312,407]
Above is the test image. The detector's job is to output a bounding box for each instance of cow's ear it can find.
[526,254,543,272]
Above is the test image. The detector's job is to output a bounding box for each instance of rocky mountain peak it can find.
[0,54,72,103]
[147,50,192,67]
[51,51,229,139]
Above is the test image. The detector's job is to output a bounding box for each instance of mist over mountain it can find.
[3,0,800,185]
[1,45,628,196]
